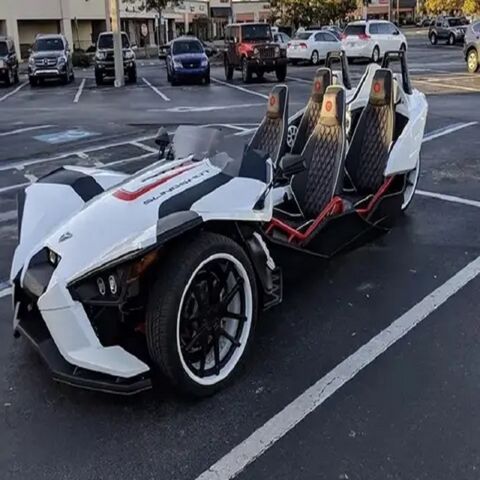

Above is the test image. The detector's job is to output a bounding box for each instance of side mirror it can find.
[393,30,400,35]
[278,153,306,177]
[155,127,171,158]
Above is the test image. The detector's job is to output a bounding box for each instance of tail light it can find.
[358,33,371,40]
[299,43,308,49]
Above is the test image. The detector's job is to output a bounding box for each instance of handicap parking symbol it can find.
[34,129,99,144]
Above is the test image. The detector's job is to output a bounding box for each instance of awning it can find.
[210,7,232,18]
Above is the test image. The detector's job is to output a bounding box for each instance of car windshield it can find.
[98,34,130,49]
[0,42,8,56]
[172,40,203,55]
[448,18,463,27]
[294,32,313,40]
[344,25,366,36]
[34,38,64,52]
[242,24,272,41]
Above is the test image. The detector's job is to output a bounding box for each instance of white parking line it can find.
[417,190,480,208]
[130,141,158,154]
[142,77,171,101]
[0,182,30,195]
[211,78,269,100]
[0,286,12,299]
[196,255,480,480]
[414,79,480,93]
[73,79,86,103]
[0,125,53,137]
[0,81,27,103]
[286,76,311,84]
[422,122,478,143]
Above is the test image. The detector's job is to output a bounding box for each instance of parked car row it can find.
[428,16,469,46]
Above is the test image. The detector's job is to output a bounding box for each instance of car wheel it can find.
[204,73,210,85]
[146,232,258,397]
[430,33,437,45]
[256,70,264,80]
[448,34,455,46]
[224,58,234,80]
[311,50,319,65]
[29,76,38,87]
[371,46,380,63]
[400,43,407,52]
[128,68,137,84]
[467,49,479,73]
[95,70,103,86]
[4,69,12,87]
[241,57,252,83]
[290,59,298,66]
[60,72,69,85]
[276,65,287,82]
[70,69,75,82]
[287,124,298,149]
[171,74,179,86]
[14,69,19,84]
[402,155,421,211]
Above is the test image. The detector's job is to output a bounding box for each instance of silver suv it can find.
[28,34,74,86]
[464,21,480,73]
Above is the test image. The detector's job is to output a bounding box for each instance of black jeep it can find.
[224,23,288,83]
[429,16,468,45]
[0,36,19,86]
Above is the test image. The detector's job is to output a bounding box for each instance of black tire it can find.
[204,73,210,85]
[14,69,19,84]
[171,74,178,86]
[60,72,69,85]
[224,58,234,80]
[276,65,287,82]
[400,43,407,52]
[95,70,103,86]
[311,50,319,65]
[146,232,258,397]
[241,57,252,83]
[290,59,298,66]
[371,46,380,63]
[467,49,479,73]
[4,69,11,87]
[430,32,437,45]
[166,66,171,82]
[256,70,264,80]
[29,76,38,87]
[448,34,455,46]
[70,69,75,82]
[128,67,137,84]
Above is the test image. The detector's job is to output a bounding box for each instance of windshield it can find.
[344,25,366,36]
[242,24,272,41]
[294,32,313,40]
[448,18,463,27]
[0,42,8,56]
[172,126,223,161]
[172,40,204,55]
[34,38,64,52]
[98,34,130,49]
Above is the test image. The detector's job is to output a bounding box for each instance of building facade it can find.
[0,0,273,59]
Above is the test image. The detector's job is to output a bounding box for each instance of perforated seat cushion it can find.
[349,105,392,193]
[252,117,284,162]
[292,124,343,219]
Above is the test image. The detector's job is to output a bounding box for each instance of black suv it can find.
[28,34,74,86]
[0,36,19,86]
[94,32,137,85]
[429,17,468,45]
[224,23,287,83]
[464,21,480,73]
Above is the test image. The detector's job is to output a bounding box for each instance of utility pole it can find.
[388,0,391,22]
[104,0,111,31]
[396,0,400,24]
[110,0,124,87]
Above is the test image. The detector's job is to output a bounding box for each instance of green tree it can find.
[463,0,480,14]
[424,0,463,13]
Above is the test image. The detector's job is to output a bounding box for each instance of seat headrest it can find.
[319,85,345,127]
[369,69,393,107]
[311,68,332,103]
[266,85,288,119]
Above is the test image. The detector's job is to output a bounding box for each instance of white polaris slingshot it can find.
[11,50,427,397]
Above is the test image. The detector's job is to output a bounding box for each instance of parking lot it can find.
[1,33,480,480]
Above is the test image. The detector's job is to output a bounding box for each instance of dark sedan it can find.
[166,37,210,86]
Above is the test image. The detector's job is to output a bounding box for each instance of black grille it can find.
[105,52,114,62]
[258,47,276,59]
[35,57,58,67]
[181,59,201,69]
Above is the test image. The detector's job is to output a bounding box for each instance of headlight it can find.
[253,47,259,56]
[96,51,106,61]
[173,59,182,69]
[57,56,66,65]
[0,60,4,69]
[28,57,35,66]
[275,46,280,57]
[201,57,208,67]
[124,50,134,60]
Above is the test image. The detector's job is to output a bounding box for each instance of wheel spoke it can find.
[220,328,241,347]
[221,279,244,307]
[213,333,221,375]
[222,310,247,322]
[184,325,208,352]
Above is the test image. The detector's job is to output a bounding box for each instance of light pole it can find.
[110,0,124,87]
[104,0,111,31]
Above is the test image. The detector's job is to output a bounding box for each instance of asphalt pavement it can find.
[1,35,480,480]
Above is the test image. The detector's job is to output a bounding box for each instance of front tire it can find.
[448,34,455,46]
[225,58,234,80]
[128,67,137,84]
[146,232,258,397]
[276,65,287,82]
[29,76,38,87]
[311,50,319,65]
[241,57,252,83]
[371,46,380,63]
[430,33,437,45]
[467,49,479,73]
[95,70,103,86]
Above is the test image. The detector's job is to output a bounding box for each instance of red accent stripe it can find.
[113,164,196,201]
[356,176,395,216]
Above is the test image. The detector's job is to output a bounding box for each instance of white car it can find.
[342,21,407,62]
[287,30,343,65]
[273,32,291,51]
